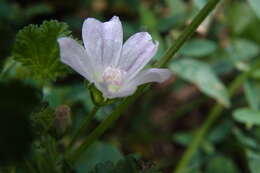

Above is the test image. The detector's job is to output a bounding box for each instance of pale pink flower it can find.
[58,16,171,99]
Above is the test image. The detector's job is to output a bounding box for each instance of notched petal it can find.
[101,16,123,67]
[82,16,123,71]
[119,32,159,80]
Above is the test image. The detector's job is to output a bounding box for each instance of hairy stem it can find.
[173,59,260,173]
[68,0,222,163]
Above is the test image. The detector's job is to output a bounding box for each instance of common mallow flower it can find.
[58,16,171,99]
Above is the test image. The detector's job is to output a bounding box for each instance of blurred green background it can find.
[1,0,260,173]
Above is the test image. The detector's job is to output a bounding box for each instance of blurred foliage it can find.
[170,58,230,107]
[0,0,260,173]
[0,80,40,167]
[75,142,123,173]
[89,156,160,173]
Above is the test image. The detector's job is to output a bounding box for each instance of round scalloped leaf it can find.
[13,20,72,82]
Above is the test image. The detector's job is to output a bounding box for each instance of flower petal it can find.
[57,37,94,82]
[102,16,123,67]
[82,16,123,72]
[82,18,103,72]
[107,68,171,98]
[119,32,158,80]
[103,68,171,99]
[128,68,172,86]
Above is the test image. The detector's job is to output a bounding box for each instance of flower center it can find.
[102,67,126,87]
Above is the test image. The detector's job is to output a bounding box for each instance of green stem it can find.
[173,59,260,173]
[68,85,149,163]
[68,105,100,150]
[68,0,222,163]
[156,0,221,68]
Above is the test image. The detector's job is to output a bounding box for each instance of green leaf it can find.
[170,58,230,107]
[139,4,157,30]
[208,120,233,143]
[247,150,260,173]
[179,39,217,57]
[228,39,259,61]
[13,20,71,82]
[252,69,260,79]
[233,108,260,126]
[227,2,256,34]
[243,80,260,110]
[172,132,193,146]
[89,156,160,173]
[206,156,239,173]
[90,161,115,173]
[227,39,259,70]
[25,3,52,19]
[233,127,258,149]
[194,0,207,9]
[248,0,260,19]
[167,0,186,16]
[75,142,123,173]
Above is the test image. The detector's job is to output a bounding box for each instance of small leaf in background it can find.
[170,58,230,107]
[25,3,52,19]
[89,156,160,173]
[208,120,233,143]
[233,127,258,149]
[243,80,260,110]
[179,39,217,57]
[139,4,157,31]
[13,20,71,82]
[0,0,13,20]
[43,84,92,109]
[75,142,123,173]
[227,2,256,34]
[247,150,260,173]
[139,3,165,58]
[206,156,239,173]
[194,0,208,9]
[252,69,260,79]
[172,132,193,147]
[227,38,259,71]
[90,161,115,173]
[233,108,260,126]
[247,0,260,19]
[229,39,259,60]
[167,0,186,16]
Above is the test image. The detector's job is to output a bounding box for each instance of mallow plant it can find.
[58,16,172,99]
[2,0,260,172]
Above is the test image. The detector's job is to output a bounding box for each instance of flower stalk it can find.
[68,0,223,164]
